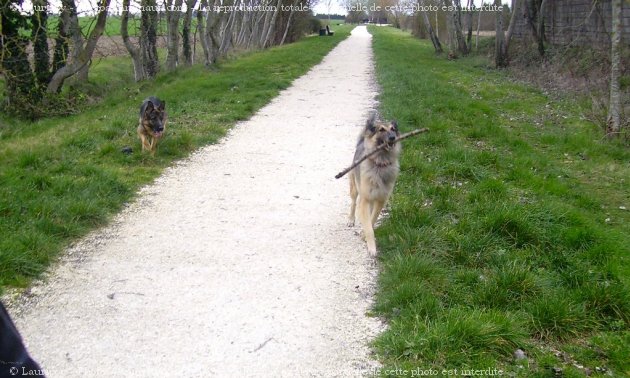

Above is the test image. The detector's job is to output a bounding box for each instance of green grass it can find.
[369,26,630,377]
[0,24,353,290]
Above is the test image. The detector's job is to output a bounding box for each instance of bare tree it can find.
[607,0,623,136]
[47,0,111,92]
[32,0,49,88]
[219,1,238,55]
[250,10,266,47]
[261,0,283,47]
[204,0,225,64]
[121,0,147,81]
[197,0,211,64]
[494,0,519,67]
[258,0,274,46]
[535,0,547,56]
[280,0,300,45]
[140,0,160,78]
[182,0,198,65]
[419,0,443,52]
[52,7,69,74]
[524,0,546,56]
[1,0,110,114]
[494,0,506,67]
[475,3,481,49]
[165,0,185,70]
[465,0,473,48]
[58,0,87,83]
[448,0,468,55]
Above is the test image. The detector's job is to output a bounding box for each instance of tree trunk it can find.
[247,11,266,49]
[524,0,540,41]
[280,0,299,45]
[494,0,507,67]
[476,4,481,49]
[204,0,224,64]
[419,0,443,53]
[219,3,238,56]
[466,0,473,48]
[47,0,111,93]
[449,0,468,55]
[61,0,88,83]
[52,5,69,74]
[140,0,160,78]
[197,0,211,65]
[262,0,282,48]
[524,0,545,54]
[503,0,521,56]
[258,6,273,47]
[165,0,184,71]
[237,7,252,46]
[536,0,547,56]
[182,0,198,65]
[607,0,622,137]
[31,0,50,89]
[435,7,439,39]
[121,0,146,81]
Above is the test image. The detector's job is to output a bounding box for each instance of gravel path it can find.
[8,26,383,377]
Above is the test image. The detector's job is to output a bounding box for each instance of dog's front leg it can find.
[370,199,385,228]
[148,136,157,155]
[139,132,151,152]
[348,173,358,227]
[359,197,377,256]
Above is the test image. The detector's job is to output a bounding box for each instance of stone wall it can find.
[512,0,630,46]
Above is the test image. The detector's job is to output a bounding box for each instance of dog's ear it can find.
[158,101,165,111]
[145,101,155,112]
[391,120,398,130]
[366,113,377,133]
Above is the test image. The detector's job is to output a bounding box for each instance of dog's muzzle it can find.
[387,134,396,145]
[381,134,397,150]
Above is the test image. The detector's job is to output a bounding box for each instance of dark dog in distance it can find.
[137,96,167,155]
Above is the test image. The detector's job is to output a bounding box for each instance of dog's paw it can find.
[367,246,378,257]
[347,220,355,227]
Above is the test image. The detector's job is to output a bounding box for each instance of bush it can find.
[309,17,322,34]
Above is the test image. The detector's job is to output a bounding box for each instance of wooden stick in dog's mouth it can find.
[334,128,429,179]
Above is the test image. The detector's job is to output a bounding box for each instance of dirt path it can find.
[9,26,383,377]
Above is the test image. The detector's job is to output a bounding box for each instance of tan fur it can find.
[137,118,166,155]
[348,116,401,256]
[137,97,167,155]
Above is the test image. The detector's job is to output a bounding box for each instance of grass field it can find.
[0,24,353,290]
[369,26,629,376]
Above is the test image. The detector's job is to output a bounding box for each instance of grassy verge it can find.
[369,26,629,377]
[0,25,353,291]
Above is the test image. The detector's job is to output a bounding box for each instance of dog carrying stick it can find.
[335,128,429,179]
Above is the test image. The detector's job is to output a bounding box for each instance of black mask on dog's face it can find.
[145,102,166,136]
